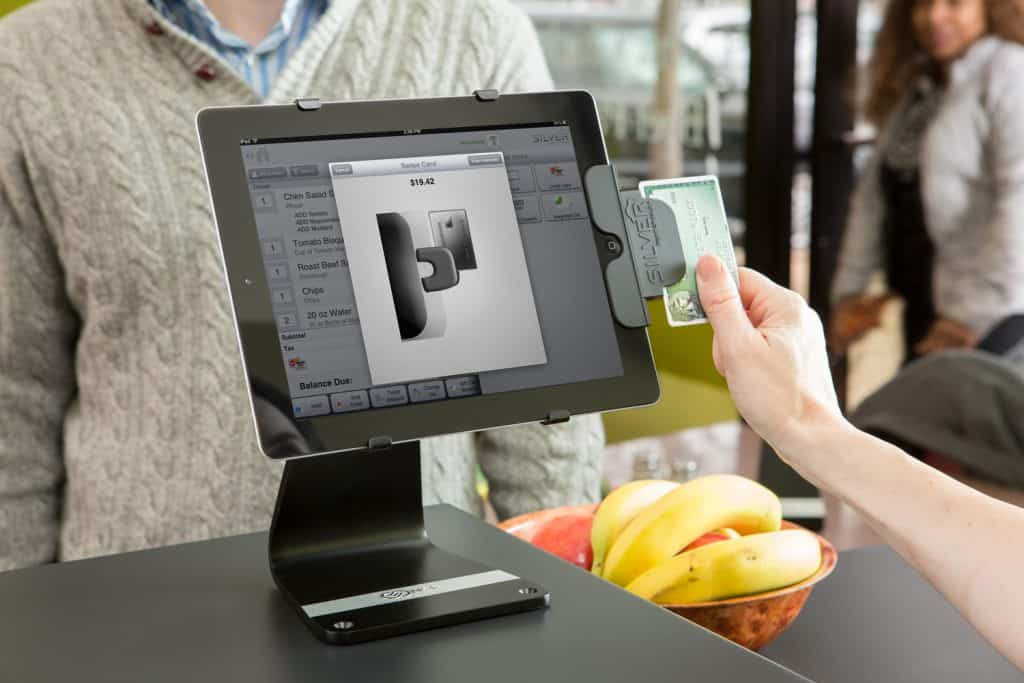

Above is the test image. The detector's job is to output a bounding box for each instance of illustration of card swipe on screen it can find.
[430,209,477,270]
[376,211,451,341]
[331,153,547,386]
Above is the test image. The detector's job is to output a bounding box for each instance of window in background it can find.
[521,1,750,255]
[852,0,885,159]
[790,2,817,298]
[522,0,833,303]
[519,0,752,487]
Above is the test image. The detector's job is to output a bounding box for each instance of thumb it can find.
[696,255,752,348]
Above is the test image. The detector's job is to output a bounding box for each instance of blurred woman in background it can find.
[830,0,1024,361]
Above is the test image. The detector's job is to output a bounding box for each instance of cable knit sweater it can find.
[0,0,605,570]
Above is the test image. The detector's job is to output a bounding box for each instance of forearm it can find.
[0,107,74,570]
[696,248,1023,667]
[0,267,69,571]
[778,407,1024,668]
[0,489,61,571]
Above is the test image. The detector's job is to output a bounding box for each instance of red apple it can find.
[500,504,598,543]
[682,527,741,553]
[531,513,595,570]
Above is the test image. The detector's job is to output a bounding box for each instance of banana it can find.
[590,480,680,576]
[601,474,782,587]
[625,529,822,604]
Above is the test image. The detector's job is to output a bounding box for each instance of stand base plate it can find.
[274,540,549,644]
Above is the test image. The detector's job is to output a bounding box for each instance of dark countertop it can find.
[762,544,1020,681]
[0,505,804,683]
[1,505,1016,682]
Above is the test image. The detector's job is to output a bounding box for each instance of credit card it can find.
[638,175,739,326]
[429,209,477,270]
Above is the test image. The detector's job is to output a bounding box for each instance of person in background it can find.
[830,0,1024,361]
[826,0,1024,548]
[697,253,1024,672]
[0,0,606,571]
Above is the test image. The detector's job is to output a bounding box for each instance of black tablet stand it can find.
[269,440,550,644]
[268,93,689,645]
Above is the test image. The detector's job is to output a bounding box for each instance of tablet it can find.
[197,91,659,457]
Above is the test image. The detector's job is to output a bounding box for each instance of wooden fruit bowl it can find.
[499,510,835,652]
[660,521,837,651]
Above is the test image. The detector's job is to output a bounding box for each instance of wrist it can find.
[771,398,855,481]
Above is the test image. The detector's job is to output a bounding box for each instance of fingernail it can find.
[697,254,722,282]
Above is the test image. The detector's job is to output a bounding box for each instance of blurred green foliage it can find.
[0,0,31,17]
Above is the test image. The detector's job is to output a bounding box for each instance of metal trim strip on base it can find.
[302,570,521,617]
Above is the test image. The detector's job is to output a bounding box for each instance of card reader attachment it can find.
[583,165,687,329]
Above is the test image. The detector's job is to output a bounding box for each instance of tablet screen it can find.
[240,123,623,420]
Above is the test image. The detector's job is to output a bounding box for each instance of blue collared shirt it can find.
[150,0,328,98]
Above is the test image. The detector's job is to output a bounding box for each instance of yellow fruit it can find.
[602,474,782,587]
[590,480,680,576]
[625,529,822,604]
